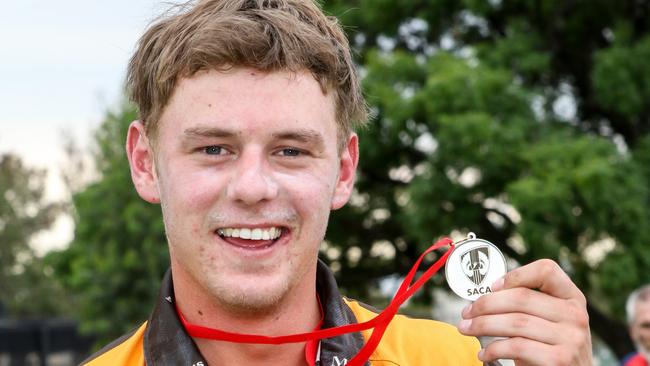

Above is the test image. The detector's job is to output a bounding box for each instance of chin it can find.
[206,273,292,315]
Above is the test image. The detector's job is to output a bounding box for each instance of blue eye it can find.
[204,146,223,155]
[281,148,301,156]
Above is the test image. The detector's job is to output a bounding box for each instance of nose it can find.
[226,148,279,205]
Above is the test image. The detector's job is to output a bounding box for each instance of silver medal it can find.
[445,233,507,301]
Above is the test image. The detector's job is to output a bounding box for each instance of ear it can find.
[126,121,161,204]
[331,134,359,210]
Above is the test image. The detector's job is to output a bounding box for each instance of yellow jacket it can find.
[84,262,482,366]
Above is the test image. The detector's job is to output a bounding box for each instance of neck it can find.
[172,263,320,366]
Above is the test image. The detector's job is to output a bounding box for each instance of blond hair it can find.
[127,0,367,148]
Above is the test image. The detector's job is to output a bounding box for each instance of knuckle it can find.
[576,329,591,350]
[512,314,530,330]
[511,287,532,307]
[554,347,578,366]
[553,347,578,366]
[576,309,590,329]
[567,299,590,327]
[504,268,521,287]
[538,258,560,276]
[565,327,585,347]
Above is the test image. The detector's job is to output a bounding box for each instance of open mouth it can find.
[216,226,287,249]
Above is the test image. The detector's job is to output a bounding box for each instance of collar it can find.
[144,259,368,366]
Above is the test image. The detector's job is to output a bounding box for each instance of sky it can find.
[0,0,180,253]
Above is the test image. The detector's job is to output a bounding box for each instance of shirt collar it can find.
[143,260,368,366]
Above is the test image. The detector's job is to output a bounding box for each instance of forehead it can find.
[635,300,650,319]
[158,68,337,139]
[635,301,650,321]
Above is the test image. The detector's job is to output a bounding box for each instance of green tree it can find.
[0,154,66,317]
[52,0,650,357]
[320,0,650,357]
[50,105,168,344]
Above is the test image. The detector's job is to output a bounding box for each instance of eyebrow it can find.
[178,126,238,151]
[272,129,325,149]
[182,126,238,139]
[180,126,327,151]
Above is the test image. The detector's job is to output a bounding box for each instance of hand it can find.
[457,259,593,366]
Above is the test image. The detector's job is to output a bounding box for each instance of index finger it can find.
[495,259,585,304]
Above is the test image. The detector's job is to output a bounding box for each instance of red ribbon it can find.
[177,237,455,366]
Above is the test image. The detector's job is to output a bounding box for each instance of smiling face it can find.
[631,300,650,359]
[127,68,358,314]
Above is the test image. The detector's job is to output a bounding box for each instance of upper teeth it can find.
[217,227,282,240]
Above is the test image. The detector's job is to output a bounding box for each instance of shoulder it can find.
[344,298,482,366]
[81,322,147,366]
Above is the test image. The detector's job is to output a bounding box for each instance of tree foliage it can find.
[52,0,650,357]
[0,154,66,317]
[321,0,650,357]
[50,105,168,344]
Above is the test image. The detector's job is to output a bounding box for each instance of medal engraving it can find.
[461,246,490,286]
[445,233,507,301]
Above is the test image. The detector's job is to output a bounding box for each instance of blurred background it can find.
[2,0,650,365]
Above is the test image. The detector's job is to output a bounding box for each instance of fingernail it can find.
[458,319,472,333]
[491,276,504,292]
[478,348,485,360]
[461,303,472,317]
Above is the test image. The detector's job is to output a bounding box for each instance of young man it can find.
[84,0,593,365]
[622,285,650,366]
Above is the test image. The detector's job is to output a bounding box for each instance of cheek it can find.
[199,245,217,264]
[293,176,335,244]
[283,170,335,212]
[162,163,224,210]
[632,327,649,341]
[158,164,224,248]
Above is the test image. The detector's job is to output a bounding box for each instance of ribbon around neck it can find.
[177,237,455,366]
